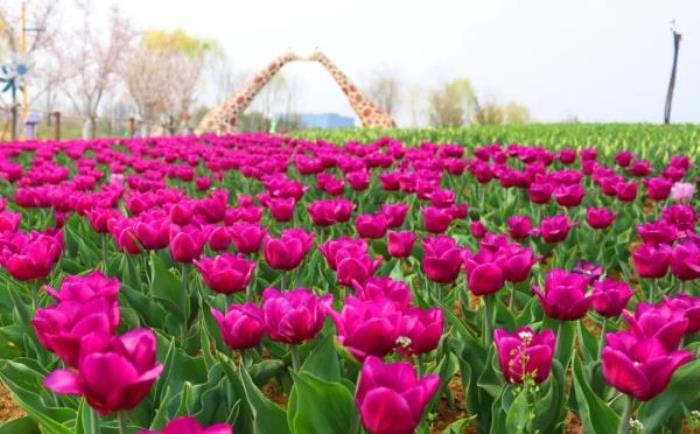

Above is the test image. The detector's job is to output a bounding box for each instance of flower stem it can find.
[598,317,608,359]
[618,395,635,434]
[89,407,100,434]
[483,294,495,348]
[180,263,189,343]
[117,412,129,434]
[291,345,301,372]
[555,320,565,362]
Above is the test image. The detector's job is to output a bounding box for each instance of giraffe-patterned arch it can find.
[195,50,396,135]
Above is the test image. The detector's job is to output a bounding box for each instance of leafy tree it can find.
[428,79,478,127]
[503,101,531,124]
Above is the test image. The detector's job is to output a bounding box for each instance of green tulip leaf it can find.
[288,371,358,434]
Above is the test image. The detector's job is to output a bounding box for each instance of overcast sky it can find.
[102,0,699,125]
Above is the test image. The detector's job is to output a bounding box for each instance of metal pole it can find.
[20,1,28,139]
[664,24,682,124]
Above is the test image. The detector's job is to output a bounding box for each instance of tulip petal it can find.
[44,369,82,395]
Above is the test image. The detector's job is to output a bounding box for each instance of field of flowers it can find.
[0,124,698,434]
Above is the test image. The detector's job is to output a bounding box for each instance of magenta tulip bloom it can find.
[644,177,673,201]
[319,237,368,271]
[429,188,456,208]
[421,206,453,234]
[86,208,122,234]
[355,213,389,239]
[307,200,338,227]
[353,277,412,310]
[262,288,332,344]
[169,226,207,263]
[533,269,591,320]
[229,223,266,254]
[494,327,556,384]
[464,251,505,296]
[586,208,616,229]
[554,184,585,208]
[0,231,62,281]
[387,230,416,258]
[263,228,314,271]
[33,297,120,368]
[211,303,265,350]
[335,248,382,287]
[138,417,232,434]
[559,149,576,165]
[662,204,697,232]
[602,331,692,401]
[381,203,409,228]
[266,197,295,223]
[421,236,463,284]
[207,226,231,251]
[632,243,672,279]
[616,181,638,202]
[501,246,539,283]
[44,271,119,304]
[194,253,255,294]
[623,303,688,351]
[630,160,652,177]
[397,307,444,356]
[330,297,402,360]
[664,295,700,333]
[540,215,576,244]
[44,329,163,415]
[346,170,370,191]
[356,356,439,434]
[470,220,487,239]
[615,151,633,167]
[331,198,355,222]
[133,215,170,250]
[507,216,532,239]
[636,221,678,245]
[528,181,555,204]
[0,211,21,232]
[670,241,700,281]
[591,279,634,317]
[572,261,604,284]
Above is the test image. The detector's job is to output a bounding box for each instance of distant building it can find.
[275,113,355,130]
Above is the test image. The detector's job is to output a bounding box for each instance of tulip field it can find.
[0,124,699,434]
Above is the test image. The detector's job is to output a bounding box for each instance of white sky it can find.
[99,0,700,124]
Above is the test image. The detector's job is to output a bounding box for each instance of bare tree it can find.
[57,2,135,138]
[367,74,400,116]
[123,29,214,136]
[406,84,426,127]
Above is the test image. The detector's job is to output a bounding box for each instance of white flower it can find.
[670,182,695,203]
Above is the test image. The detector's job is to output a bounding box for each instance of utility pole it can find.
[20,1,28,139]
[664,20,681,125]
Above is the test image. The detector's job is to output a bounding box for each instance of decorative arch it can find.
[195,50,396,134]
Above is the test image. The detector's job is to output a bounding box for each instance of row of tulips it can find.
[0,131,697,434]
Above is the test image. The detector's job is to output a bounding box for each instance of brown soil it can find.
[430,376,472,433]
[0,382,23,421]
[261,378,289,408]
[564,412,584,434]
